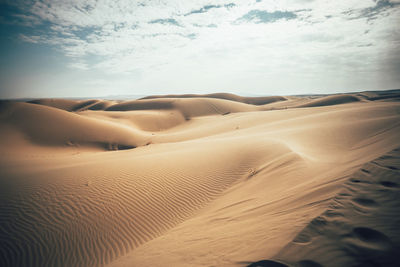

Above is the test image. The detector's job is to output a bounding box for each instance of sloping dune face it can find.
[0,102,147,151]
[257,148,400,267]
[0,90,400,267]
[295,94,361,108]
[140,92,288,105]
[0,139,280,266]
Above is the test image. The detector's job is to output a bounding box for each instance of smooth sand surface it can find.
[0,90,399,267]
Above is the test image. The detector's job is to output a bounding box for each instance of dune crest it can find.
[295,94,361,108]
[140,92,288,105]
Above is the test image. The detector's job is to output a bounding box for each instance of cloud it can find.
[236,10,297,24]
[185,5,221,16]
[360,0,400,19]
[342,0,400,20]
[149,18,181,26]
[68,61,89,70]
[19,34,41,43]
[11,13,42,27]
[184,3,235,16]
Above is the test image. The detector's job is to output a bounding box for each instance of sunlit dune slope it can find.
[29,99,118,112]
[0,101,147,151]
[295,94,361,108]
[140,92,287,105]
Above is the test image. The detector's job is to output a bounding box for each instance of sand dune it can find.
[78,110,187,132]
[295,94,361,108]
[253,148,400,267]
[28,98,83,111]
[140,92,287,105]
[105,97,259,119]
[29,98,119,112]
[0,90,399,267]
[0,101,148,152]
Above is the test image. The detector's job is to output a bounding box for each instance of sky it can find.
[0,0,399,99]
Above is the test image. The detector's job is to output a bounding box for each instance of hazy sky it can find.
[0,0,399,98]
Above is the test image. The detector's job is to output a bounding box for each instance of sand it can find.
[0,90,399,267]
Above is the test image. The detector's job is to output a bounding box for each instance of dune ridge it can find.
[28,99,118,112]
[295,94,361,108]
[139,92,288,105]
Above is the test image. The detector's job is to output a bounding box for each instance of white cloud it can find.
[68,61,89,70]
[19,34,41,43]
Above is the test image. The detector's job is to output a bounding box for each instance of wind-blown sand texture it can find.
[0,90,399,267]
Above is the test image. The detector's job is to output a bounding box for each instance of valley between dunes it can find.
[0,90,399,267]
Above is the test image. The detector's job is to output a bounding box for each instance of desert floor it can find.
[0,90,399,267]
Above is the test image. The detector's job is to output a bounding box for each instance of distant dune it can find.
[140,92,287,105]
[1,90,400,267]
[295,94,361,108]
